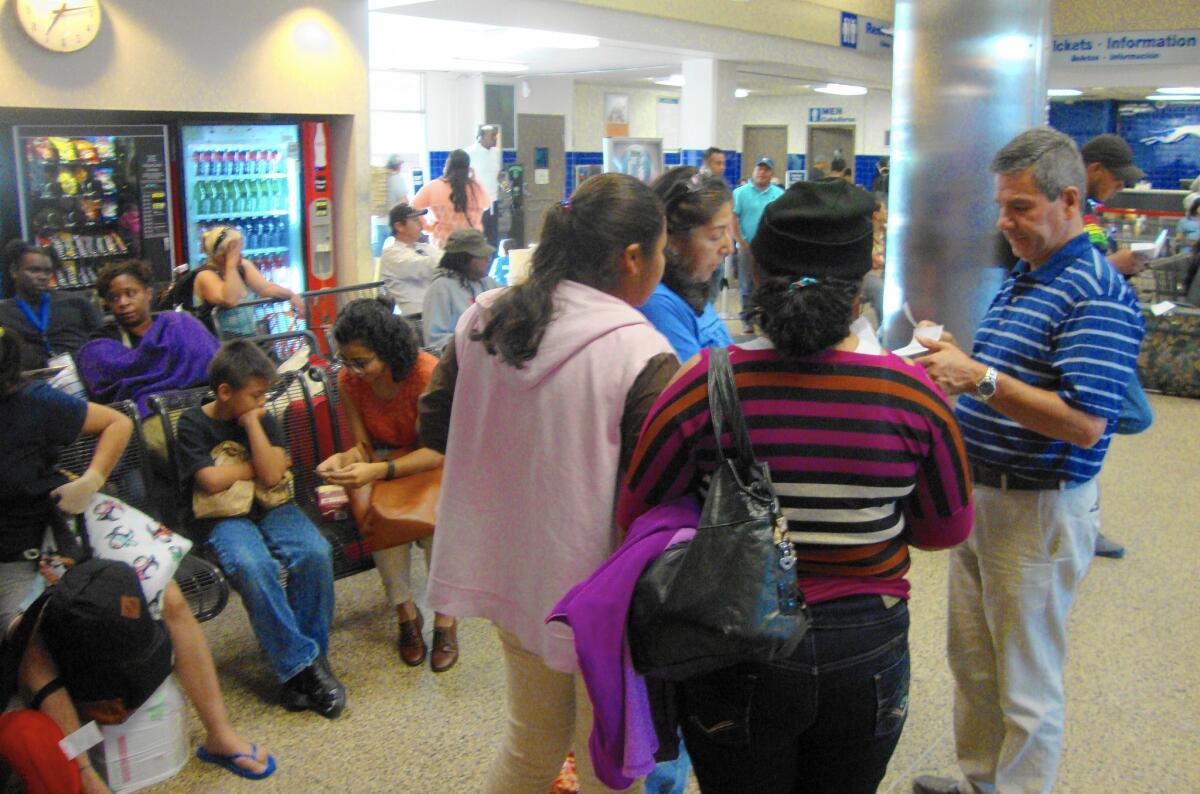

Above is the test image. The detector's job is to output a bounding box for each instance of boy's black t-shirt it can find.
[176,405,288,529]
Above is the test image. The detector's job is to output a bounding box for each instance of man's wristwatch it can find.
[975,366,999,402]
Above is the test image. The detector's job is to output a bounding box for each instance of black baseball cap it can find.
[1082,134,1145,187]
[389,203,428,226]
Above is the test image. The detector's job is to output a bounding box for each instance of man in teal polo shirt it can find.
[732,158,784,333]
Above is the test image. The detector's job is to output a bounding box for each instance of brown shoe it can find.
[430,622,458,673]
[398,610,426,667]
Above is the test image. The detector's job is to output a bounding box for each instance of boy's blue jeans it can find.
[207,503,334,682]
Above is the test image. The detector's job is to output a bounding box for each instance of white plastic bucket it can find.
[90,676,189,793]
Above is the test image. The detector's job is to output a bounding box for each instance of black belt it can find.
[970,463,1069,492]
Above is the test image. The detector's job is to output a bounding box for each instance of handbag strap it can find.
[706,348,756,476]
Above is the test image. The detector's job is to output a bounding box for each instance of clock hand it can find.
[44,3,69,37]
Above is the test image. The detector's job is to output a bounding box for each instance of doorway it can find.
[516,113,566,247]
[742,125,788,183]
[806,125,855,180]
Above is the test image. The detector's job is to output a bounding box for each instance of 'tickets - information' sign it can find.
[1052,29,1200,67]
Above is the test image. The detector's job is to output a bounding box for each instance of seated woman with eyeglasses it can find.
[640,166,735,362]
[315,299,457,671]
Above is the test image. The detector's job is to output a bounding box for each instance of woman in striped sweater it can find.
[618,179,974,794]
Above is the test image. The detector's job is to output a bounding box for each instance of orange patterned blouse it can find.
[338,351,438,451]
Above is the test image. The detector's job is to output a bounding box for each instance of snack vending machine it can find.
[179,123,305,294]
[13,124,176,287]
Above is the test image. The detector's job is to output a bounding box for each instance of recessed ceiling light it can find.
[451,59,529,73]
[735,88,750,98]
[813,83,867,96]
[654,74,685,87]
[1156,86,1200,94]
[1146,93,1200,101]
[1047,88,1083,97]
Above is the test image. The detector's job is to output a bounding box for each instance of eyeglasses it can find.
[335,353,377,372]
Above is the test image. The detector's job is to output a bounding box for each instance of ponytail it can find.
[753,276,860,358]
[471,173,664,367]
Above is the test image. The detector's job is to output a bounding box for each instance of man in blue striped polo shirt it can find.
[912,128,1144,794]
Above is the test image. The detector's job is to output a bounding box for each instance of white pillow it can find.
[82,493,193,619]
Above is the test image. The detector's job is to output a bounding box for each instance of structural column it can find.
[681,58,739,160]
[883,0,1052,348]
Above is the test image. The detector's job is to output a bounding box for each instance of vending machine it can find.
[300,121,338,337]
[179,123,306,293]
[12,124,176,288]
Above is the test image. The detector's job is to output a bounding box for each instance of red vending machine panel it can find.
[301,121,336,349]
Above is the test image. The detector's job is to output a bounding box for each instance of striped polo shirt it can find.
[618,344,973,604]
[957,232,1144,483]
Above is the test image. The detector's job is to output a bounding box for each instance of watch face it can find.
[17,0,102,53]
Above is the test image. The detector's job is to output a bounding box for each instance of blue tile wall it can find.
[1048,101,1200,189]
[1049,101,1119,149]
[1118,103,1200,190]
[564,150,603,198]
[428,150,449,180]
[855,155,885,190]
[664,151,682,167]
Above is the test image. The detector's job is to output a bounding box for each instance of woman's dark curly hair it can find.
[96,258,154,299]
[651,166,731,313]
[752,276,861,358]
[332,298,419,382]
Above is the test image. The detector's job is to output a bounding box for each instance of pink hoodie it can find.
[426,280,674,672]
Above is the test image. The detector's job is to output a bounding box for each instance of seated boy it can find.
[176,340,345,718]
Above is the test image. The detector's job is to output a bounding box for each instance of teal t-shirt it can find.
[732,182,785,242]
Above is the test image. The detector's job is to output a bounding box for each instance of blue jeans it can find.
[737,247,756,326]
[679,595,910,793]
[1116,374,1153,435]
[207,503,334,682]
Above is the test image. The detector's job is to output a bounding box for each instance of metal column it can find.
[883,0,1053,349]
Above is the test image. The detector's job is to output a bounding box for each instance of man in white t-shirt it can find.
[379,203,440,335]
[464,124,502,246]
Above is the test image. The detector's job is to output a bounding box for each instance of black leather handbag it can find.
[628,348,809,681]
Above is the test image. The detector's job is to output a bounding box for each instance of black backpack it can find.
[2,559,173,725]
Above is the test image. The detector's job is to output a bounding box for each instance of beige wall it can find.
[0,0,373,283]
[1054,0,1200,34]
[573,83,680,151]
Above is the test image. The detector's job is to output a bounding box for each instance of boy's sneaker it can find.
[281,658,346,718]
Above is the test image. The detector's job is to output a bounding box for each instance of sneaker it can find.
[1094,532,1125,559]
[281,659,346,718]
[912,775,963,794]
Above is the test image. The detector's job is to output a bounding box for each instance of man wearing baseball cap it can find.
[731,157,784,333]
[379,202,439,334]
[1081,134,1154,560]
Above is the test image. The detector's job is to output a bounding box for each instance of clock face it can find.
[16,0,102,53]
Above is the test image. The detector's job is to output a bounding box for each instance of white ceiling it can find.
[367,8,1197,102]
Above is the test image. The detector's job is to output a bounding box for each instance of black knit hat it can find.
[751,178,876,281]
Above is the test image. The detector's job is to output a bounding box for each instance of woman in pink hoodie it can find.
[418,174,678,792]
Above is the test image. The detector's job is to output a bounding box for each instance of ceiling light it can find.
[1146,93,1200,101]
[1156,86,1200,95]
[735,88,750,98]
[813,83,867,96]
[654,74,685,87]
[1047,88,1083,97]
[367,0,435,8]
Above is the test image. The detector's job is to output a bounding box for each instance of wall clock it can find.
[16,0,102,53]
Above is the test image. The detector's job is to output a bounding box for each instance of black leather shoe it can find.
[912,775,963,794]
[281,659,346,719]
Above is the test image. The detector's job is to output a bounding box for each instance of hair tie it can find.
[559,199,571,211]
[787,277,819,292]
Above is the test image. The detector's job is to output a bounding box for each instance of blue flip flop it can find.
[196,744,277,780]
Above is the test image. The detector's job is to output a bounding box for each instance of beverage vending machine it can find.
[300,121,338,342]
[179,123,306,296]
[12,124,176,288]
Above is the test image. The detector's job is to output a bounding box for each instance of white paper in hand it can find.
[892,324,943,357]
[1129,229,1168,259]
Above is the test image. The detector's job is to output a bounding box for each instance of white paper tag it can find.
[59,720,103,760]
[893,324,943,357]
[1150,301,1176,316]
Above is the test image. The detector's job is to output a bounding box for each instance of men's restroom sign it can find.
[841,12,859,48]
